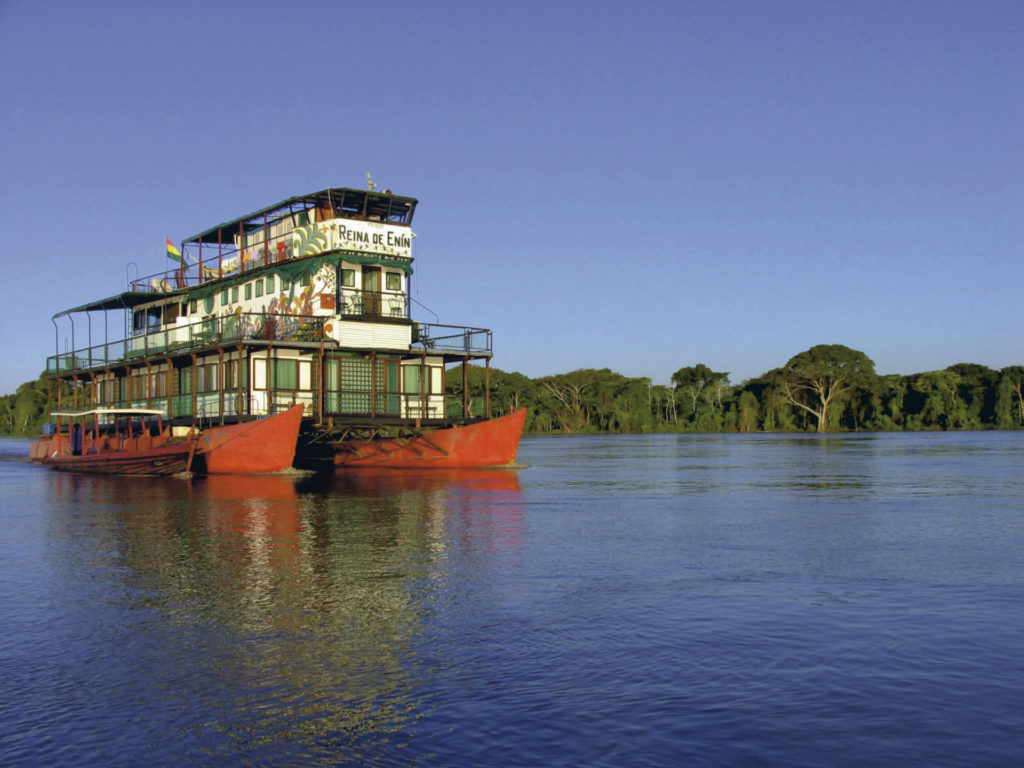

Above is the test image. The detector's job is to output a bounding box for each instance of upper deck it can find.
[132,187,419,296]
[46,186,493,379]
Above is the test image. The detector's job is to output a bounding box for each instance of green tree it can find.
[777,345,876,433]
[996,366,1024,428]
[907,370,963,429]
[671,364,728,416]
[535,370,591,432]
[736,390,760,432]
[2,376,48,436]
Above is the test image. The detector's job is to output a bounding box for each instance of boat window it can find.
[403,366,421,394]
[198,360,218,393]
[132,371,147,398]
[221,289,229,306]
[386,272,401,291]
[272,359,298,390]
[255,280,264,298]
[133,307,162,336]
[245,283,252,300]
[340,268,355,287]
[338,189,366,217]
[266,275,275,294]
[231,286,239,303]
[204,296,215,314]
[387,200,413,224]
[190,300,198,314]
[223,358,247,389]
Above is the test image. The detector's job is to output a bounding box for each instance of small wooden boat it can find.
[30,409,197,476]
[30,405,304,476]
[329,408,526,468]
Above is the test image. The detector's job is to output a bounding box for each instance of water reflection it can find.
[43,468,522,761]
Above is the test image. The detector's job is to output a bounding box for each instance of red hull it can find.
[35,440,196,476]
[30,404,303,476]
[330,409,526,468]
[199,404,304,474]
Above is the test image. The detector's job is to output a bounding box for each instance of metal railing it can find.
[320,391,484,419]
[411,323,492,356]
[47,313,326,375]
[338,289,408,319]
[130,231,304,294]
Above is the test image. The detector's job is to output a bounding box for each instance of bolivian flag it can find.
[166,238,183,266]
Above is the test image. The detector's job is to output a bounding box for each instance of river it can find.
[1,431,1022,766]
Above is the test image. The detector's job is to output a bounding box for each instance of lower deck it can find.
[46,340,494,429]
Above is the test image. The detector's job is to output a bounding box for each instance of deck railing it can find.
[338,289,408,319]
[131,229,413,296]
[411,323,492,356]
[47,313,325,375]
[131,229,306,294]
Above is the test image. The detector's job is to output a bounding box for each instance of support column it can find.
[164,358,173,418]
[268,344,275,415]
[370,352,377,418]
[237,344,246,417]
[485,358,491,419]
[190,353,198,424]
[420,353,427,418]
[316,344,324,426]
[218,348,225,423]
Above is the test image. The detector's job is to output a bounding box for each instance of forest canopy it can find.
[450,344,1024,435]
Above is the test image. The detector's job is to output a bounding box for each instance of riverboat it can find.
[39,184,523,470]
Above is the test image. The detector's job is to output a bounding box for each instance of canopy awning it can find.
[52,290,185,318]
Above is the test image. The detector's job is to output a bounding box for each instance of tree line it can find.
[3,344,1023,436]
[454,344,1024,434]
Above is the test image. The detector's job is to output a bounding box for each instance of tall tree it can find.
[736,390,760,432]
[997,366,1024,427]
[671,364,728,416]
[778,345,876,433]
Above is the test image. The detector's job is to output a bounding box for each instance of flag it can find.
[166,238,183,266]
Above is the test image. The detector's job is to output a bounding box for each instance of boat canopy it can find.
[183,187,418,245]
[52,290,184,319]
[50,408,167,418]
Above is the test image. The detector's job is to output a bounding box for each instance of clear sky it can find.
[2,0,1021,395]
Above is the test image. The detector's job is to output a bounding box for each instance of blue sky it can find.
[2,0,1021,395]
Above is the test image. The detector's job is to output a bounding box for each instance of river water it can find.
[1,431,1022,766]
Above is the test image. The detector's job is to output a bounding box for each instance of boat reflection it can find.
[44,467,523,756]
